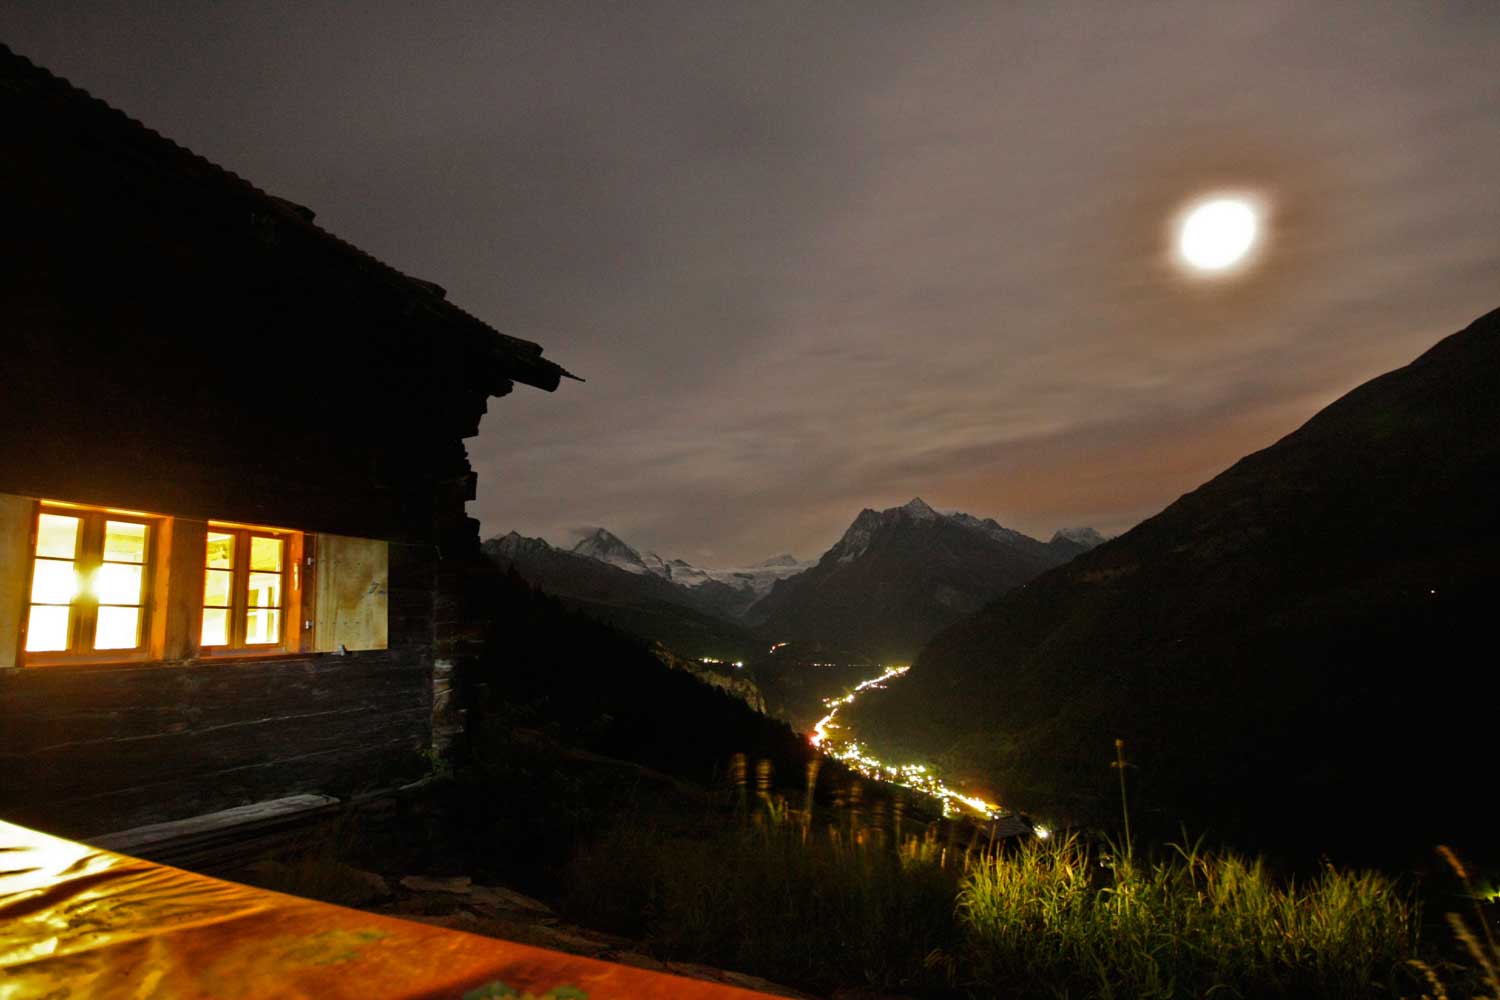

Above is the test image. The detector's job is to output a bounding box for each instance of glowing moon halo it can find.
[1175,195,1262,273]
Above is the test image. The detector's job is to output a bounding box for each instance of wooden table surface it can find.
[0,818,778,1000]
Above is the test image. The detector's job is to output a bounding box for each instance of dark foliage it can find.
[463,569,815,790]
[483,536,761,661]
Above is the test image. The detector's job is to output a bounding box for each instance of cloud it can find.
[8,2,1497,564]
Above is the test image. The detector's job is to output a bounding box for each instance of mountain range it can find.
[487,529,809,623]
[748,498,1101,660]
[847,306,1500,861]
[483,531,762,659]
[570,527,812,615]
[487,503,1104,661]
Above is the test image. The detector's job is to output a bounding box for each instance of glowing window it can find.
[24,507,152,658]
[201,526,290,650]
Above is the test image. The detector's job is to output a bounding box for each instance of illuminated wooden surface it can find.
[0,819,779,999]
[314,533,390,652]
[0,494,33,668]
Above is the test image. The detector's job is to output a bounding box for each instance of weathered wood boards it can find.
[314,534,390,652]
[89,792,341,872]
[0,650,432,836]
[0,494,30,669]
[0,44,568,839]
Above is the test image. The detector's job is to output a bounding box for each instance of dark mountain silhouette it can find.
[566,527,810,619]
[1047,526,1109,558]
[570,526,662,573]
[483,532,758,659]
[466,566,821,794]
[748,498,1096,661]
[849,307,1500,862]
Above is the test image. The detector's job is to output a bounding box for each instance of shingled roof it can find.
[0,43,577,393]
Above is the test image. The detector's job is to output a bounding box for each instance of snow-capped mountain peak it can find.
[900,497,941,521]
[833,508,883,563]
[753,498,1088,658]
[825,498,1102,567]
[571,528,651,574]
[565,527,811,601]
[1049,526,1107,551]
[482,531,554,563]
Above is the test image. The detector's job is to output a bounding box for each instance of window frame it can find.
[199,522,301,656]
[20,502,158,666]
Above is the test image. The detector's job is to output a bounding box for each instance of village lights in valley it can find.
[810,665,909,749]
[811,664,1004,819]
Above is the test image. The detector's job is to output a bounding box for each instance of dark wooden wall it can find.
[0,49,542,837]
[0,45,511,548]
[0,540,439,837]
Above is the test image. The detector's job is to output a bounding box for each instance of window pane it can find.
[203,569,234,607]
[103,521,148,563]
[25,605,71,652]
[36,514,80,559]
[250,536,284,572]
[96,563,144,605]
[206,532,235,569]
[201,608,229,646]
[247,572,282,610]
[245,608,281,645]
[94,606,141,650]
[30,559,79,604]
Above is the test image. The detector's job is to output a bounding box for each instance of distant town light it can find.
[808,663,1001,818]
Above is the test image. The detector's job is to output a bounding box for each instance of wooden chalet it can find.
[0,44,575,841]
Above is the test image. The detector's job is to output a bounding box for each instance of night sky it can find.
[7,3,1497,564]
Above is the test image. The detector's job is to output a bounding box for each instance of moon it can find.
[1175,195,1263,274]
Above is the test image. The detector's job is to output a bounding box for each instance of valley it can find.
[492,306,1500,866]
[486,503,1075,827]
[399,311,1500,1000]
[7,11,1496,997]
[809,664,1006,822]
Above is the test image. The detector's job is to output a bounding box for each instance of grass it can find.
[1408,846,1500,1000]
[957,834,1413,998]
[560,758,1421,998]
[565,799,961,993]
[226,728,1438,999]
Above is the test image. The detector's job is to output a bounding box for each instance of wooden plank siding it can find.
[0,540,438,837]
[0,45,568,840]
[0,495,30,669]
[0,652,432,838]
[314,534,391,652]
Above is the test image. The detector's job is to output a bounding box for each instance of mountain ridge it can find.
[848,306,1500,860]
[491,505,1103,664]
[748,498,1102,660]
